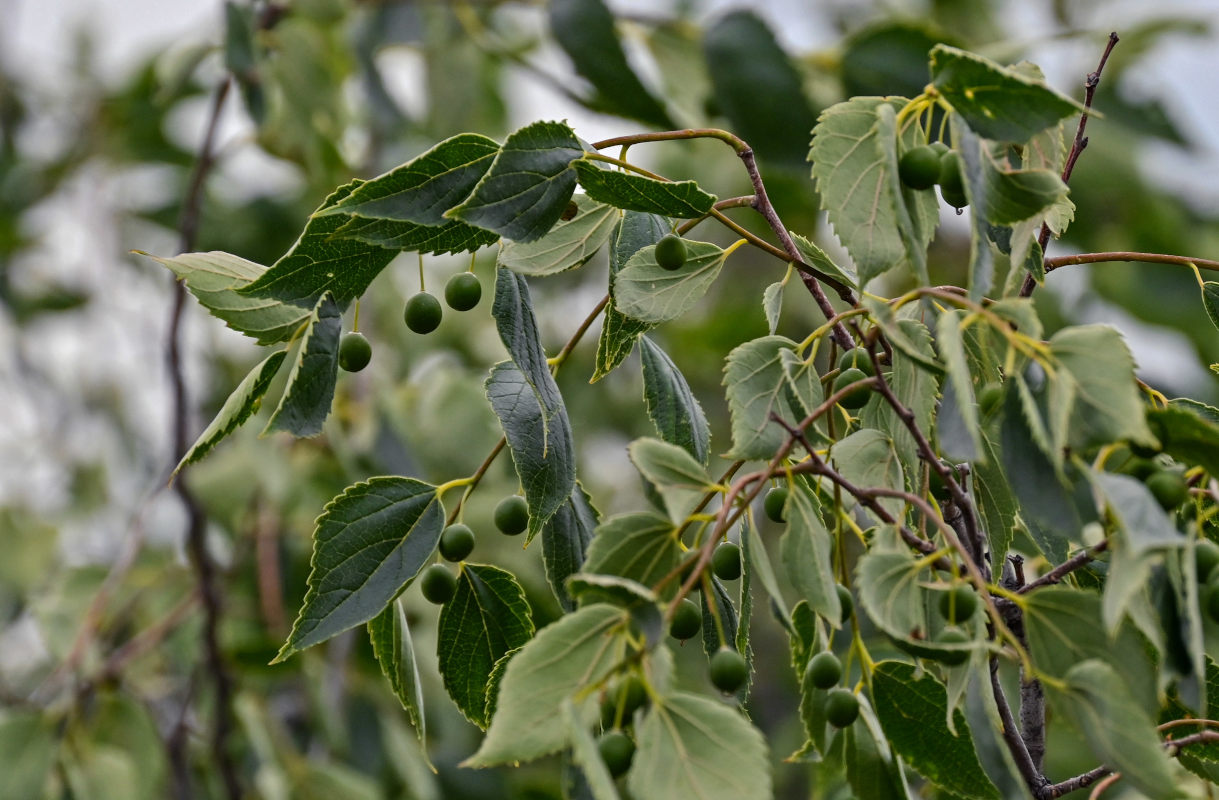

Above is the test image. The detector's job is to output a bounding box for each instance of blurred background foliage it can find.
[1,0,1217,797]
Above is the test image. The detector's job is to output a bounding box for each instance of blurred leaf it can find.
[0,711,56,800]
[574,160,716,218]
[1149,401,1219,476]
[1051,324,1155,451]
[263,292,341,437]
[563,699,623,800]
[936,310,983,461]
[1203,282,1219,332]
[639,336,711,464]
[613,239,728,324]
[844,697,911,800]
[840,21,953,98]
[628,438,712,524]
[499,195,619,276]
[593,211,666,381]
[542,483,600,612]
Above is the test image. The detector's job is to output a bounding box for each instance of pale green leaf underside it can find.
[1050,324,1154,450]
[723,335,821,460]
[581,512,679,596]
[627,437,713,524]
[593,211,666,381]
[612,240,727,324]
[499,195,620,276]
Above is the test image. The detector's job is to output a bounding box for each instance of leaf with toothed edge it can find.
[613,239,730,324]
[499,195,620,276]
[593,211,666,381]
[639,336,711,465]
[367,598,431,767]
[541,482,600,612]
[574,160,716,218]
[263,292,342,438]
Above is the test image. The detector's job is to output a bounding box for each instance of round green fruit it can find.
[833,367,872,410]
[420,564,456,604]
[338,331,372,372]
[494,495,529,536]
[1197,540,1219,582]
[438,524,475,562]
[764,486,789,523]
[654,234,688,271]
[807,651,843,690]
[601,676,648,727]
[899,145,942,190]
[933,628,972,665]
[1146,470,1188,510]
[404,292,442,334]
[669,598,702,641]
[835,347,877,377]
[824,688,860,728]
[938,152,968,208]
[598,731,635,778]
[444,272,482,311]
[836,584,854,623]
[1125,458,1158,481]
[709,648,748,694]
[938,584,979,624]
[712,541,742,581]
[978,382,1003,416]
[929,141,950,156]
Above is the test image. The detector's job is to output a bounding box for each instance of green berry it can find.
[836,584,854,623]
[833,367,872,410]
[929,141,950,156]
[937,584,979,624]
[420,564,456,604]
[933,628,972,665]
[712,541,742,581]
[938,151,968,208]
[835,347,877,377]
[438,524,475,562]
[806,651,843,690]
[669,598,702,640]
[444,272,482,311]
[338,331,372,372]
[824,688,860,728]
[1198,540,1219,582]
[404,292,442,334]
[494,495,529,536]
[709,648,748,694]
[764,487,789,523]
[1205,580,1219,624]
[600,676,648,727]
[654,234,688,271]
[597,731,635,778]
[1146,470,1188,511]
[978,382,1003,416]
[899,145,942,190]
[1126,457,1158,480]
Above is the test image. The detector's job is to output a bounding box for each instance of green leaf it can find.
[743,515,787,625]
[781,483,841,625]
[275,477,444,661]
[1203,282,1219,332]
[173,349,286,474]
[936,311,983,461]
[701,575,739,658]
[541,483,600,612]
[449,120,583,242]
[871,661,1001,800]
[563,699,624,800]
[239,181,398,307]
[952,118,998,302]
[328,214,497,256]
[723,335,821,460]
[437,564,535,728]
[703,10,817,168]
[499,195,620,276]
[841,21,957,98]
[612,239,729,324]
[875,103,931,286]
[142,250,309,344]
[548,0,673,129]
[863,297,944,374]
[627,692,771,800]
[1092,472,1182,557]
[1148,401,1219,477]
[844,698,912,800]
[567,573,658,611]
[0,711,56,800]
[930,45,1087,142]
[581,512,678,596]
[574,160,716,218]
[368,598,428,761]
[263,292,342,438]
[973,432,1020,569]
[1169,658,1219,781]
[1051,324,1155,451]
[465,604,628,766]
[638,337,711,464]
[862,318,939,481]
[832,429,905,517]
[593,211,666,381]
[317,133,499,223]
[1044,660,1180,800]
[789,231,858,292]
[628,438,713,525]
[762,281,783,334]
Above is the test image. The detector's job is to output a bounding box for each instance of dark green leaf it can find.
[368,599,428,758]
[781,484,840,625]
[844,699,911,800]
[275,477,444,660]
[541,483,600,612]
[574,160,716,218]
[593,211,666,381]
[499,195,619,276]
[1203,282,1219,332]
[263,292,342,437]
[639,336,711,464]
[613,239,729,324]
[329,214,497,256]
[581,512,678,596]
[701,576,739,658]
[841,21,953,98]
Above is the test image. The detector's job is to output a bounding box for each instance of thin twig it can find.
[990,656,1049,794]
[1041,730,1219,798]
[1045,251,1219,274]
[1017,541,1109,594]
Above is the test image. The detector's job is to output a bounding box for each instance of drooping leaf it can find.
[449,120,583,242]
[628,438,713,525]
[780,484,841,625]
[593,211,667,381]
[1148,401,1219,477]
[1050,324,1155,451]
[574,160,716,218]
[701,575,739,658]
[936,310,983,460]
[173,349,286,474]
[542,483,600,612]
[612,239,729,324]
[638,336,711,464]
[498,195,620,276]
[465,604,628,766]
[563,700,624,800]
[832,429,905,517]
[951,118,997,302]
[789,231,859,292]
[1168,658,1219,782]
[275,477,444,661]
[368,599,428,759]
[581,512,678,596]
[874,103,931,286]
[743,514,787,625]
[263,292,342,438]
[844,698,912,800]
[437,564,535,728]
[723,336,821,460]
[1203,282,1219,332]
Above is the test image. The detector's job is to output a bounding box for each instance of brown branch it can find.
[990,656,1050,794]
[1017,540,1109,594]
[1045,251,1219,273]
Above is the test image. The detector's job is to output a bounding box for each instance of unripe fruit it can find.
[899,145,942,190]
[933,628,972,665]
[654,234,688,271]
[712,541,742,581]
[669,598,701,640]
[338,331,372,372]
[494,495,529,536]
[709,648,748,694]
[764,487,789,523]
[938,584,979,624]
[444,272,482,311]
[833,367,872,410]
[420,564,456,604]
[835,347,876,377]
[1125,458,1158,480]
[1197,540,1219,582]
[824,688,860,728]
[404,291,442,334]
[438,524,475,562]
[1146,470,1188,511]
[929,141,950,156]
[978,382,1003,416]
[600,676,648,727]
[938,151,968,208]
[807,651,843,690]
[597,731,635,778]
[836,584,854,623]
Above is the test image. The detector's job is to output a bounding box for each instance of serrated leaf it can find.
[862,318,939,481]
[542,482,600,612]
[638,336,711,464]
[331,210,499,256]
[593,211,667,381]
[498,195,619,276]
[781,484,840,625]
[627,692,771,800]
[613,239,728,324]
[1149,401,1219,476]
[275,477,444,660]
[449,120,583,242]
[239,181,397,307]
[143,251,309,344]
[1051,324,1155,451]
[581,512,678,597]
[700,575,739,658]
[628,438,713,525]
[263,292,342,437]
[574,160,716,218]
[789,231,858,291]
[832,429,905,517]
[174,349,286,474]
[931,45,1086,142]
[871,661,1001,800]
[437,564,534,728]
[563,700,624,800]
[723,335,821,460]
[465,604,628,766]
[368,599,428,761]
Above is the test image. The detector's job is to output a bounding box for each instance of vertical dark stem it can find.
[990,656,1049,795]
[1021,677,1047,772]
